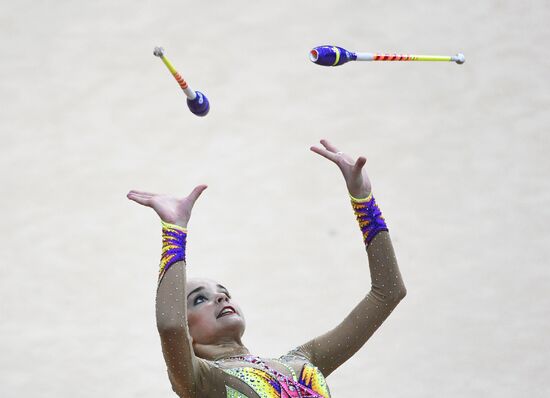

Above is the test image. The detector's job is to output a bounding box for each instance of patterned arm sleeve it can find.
[155,222,211,397]
[293,195,407,377]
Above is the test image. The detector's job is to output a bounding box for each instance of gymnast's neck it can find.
[194,339,251,361]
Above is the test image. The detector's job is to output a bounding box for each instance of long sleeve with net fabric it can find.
[290,195,406,378]
[155,224,211,398]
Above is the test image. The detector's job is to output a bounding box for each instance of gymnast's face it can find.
[186,278,246,345]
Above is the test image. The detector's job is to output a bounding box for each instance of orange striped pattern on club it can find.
[373,54,414,61]
[173,72,189,90]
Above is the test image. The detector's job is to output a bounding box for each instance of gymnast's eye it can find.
[194,295,207,305]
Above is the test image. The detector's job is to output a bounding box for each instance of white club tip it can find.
[153,46,165,57]
[309,49,319,62]
[455,53,465,64]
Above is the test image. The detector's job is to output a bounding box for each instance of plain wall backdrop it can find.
[1,0,549,397]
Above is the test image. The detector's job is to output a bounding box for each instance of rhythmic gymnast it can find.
[127,139,407,397]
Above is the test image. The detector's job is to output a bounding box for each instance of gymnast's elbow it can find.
[389,277,407,303]
[386,288,407,305]
[394,286,407,302]
[372,285,407,304]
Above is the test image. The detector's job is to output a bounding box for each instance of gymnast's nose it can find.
[215,293,229,303]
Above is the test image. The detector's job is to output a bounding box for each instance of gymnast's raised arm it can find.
[293,139,407,377]
[127,185,209,398]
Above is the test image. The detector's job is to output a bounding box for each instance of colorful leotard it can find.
[154,193,406,397]
[213,355,331,398]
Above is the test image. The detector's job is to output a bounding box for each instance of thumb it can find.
[352,156,367,175]
[187,184,208,204]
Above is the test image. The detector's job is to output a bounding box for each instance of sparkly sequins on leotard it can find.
[226,386,249,398]
[218,355,330,398]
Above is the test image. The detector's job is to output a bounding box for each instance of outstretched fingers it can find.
[127,191,153,207]
[310,145,339,163]
[320,139,340,153]
[128,190,156,197]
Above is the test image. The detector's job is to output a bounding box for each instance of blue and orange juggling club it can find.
[309,45,465,66]
[153,47,210,117]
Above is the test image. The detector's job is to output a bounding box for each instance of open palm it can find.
[310,139,372,198]
[127,185,207,228]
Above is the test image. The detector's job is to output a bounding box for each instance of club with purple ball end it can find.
[309,45,465,66]
[153,47,210,117]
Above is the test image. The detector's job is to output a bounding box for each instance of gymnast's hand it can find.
[310,139,372,199]
[126,185,208,228]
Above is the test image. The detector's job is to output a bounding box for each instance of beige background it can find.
[1,0,549,397]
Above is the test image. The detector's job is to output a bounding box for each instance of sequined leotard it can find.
[154,194,406,397]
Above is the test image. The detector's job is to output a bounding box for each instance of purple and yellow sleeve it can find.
[159,221,187,282]
[350,193,388,246]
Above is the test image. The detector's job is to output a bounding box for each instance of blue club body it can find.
[310,46,357,66]
[187,91,210,117]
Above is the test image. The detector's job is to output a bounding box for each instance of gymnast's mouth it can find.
[217,306,237,318]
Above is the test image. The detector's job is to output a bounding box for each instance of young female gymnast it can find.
[127,139,407,398]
